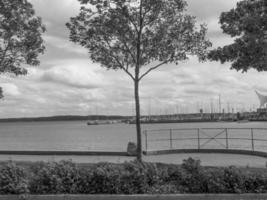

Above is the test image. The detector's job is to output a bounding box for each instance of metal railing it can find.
[143,128,267,152]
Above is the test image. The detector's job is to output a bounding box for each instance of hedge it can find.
[0,158,267,195]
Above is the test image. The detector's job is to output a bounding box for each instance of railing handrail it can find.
[147,138,267,142]
[144,127,267,134]
[143,127,267,152]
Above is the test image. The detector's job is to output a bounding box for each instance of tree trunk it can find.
[134,0,143,162]
[134,79,142,162]
[0,87,3,99]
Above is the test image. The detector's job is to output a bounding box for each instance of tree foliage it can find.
[209,0,267,72]
[0,0,46,76]
[67,0,211,80]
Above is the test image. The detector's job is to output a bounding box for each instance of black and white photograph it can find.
[0,0,267,199]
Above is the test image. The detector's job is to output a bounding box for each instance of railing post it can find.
[197,128,200,150]
[169,129,173,149]
[144,130,148,151]
[225,128,229,149]
[251,128,254,151]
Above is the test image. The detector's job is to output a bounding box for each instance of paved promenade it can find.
[0,153,266,168]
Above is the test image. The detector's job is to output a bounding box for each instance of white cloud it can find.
[40,64,104,89]
[43,35,87,55]
[1,83,21,97]
[186,0,240,21]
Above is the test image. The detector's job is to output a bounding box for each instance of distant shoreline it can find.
[0,113,266,123]
[0,115,130,123]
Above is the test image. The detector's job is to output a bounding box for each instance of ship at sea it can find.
[87,120,116,125]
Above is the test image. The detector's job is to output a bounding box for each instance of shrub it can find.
[29,160,79,194]
[142,162,161,186]
[0,162,28,194]
[178,158,207,193]
[0,159,266,194]
[85,162,121,194]
[119,161,149,194]
[204,168,227,193]
[77,161,161,194]
[222,166,245,193]
[163,164,182,182]
[243,173,267,193]
[73,167,91,194]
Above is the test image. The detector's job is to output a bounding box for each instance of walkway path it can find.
[0,153,266,168]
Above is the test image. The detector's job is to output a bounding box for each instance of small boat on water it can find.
[237,119,250,123]
[87,120,117,125]
[87,120,100,125]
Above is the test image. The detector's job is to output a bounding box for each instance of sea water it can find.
[0,121,266,152]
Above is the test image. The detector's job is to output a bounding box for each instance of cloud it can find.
[30,0,81,38]
[186,0,240,21]
[184,88,217,96]
[1,83,20,97]
[40,63,105,89]
[178,80,197,86]
[43,35,87,55]
[212,76,250,90]
[254,87,267,94]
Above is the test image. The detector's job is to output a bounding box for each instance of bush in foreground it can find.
[0,162,28,194]
[0,158,266,194]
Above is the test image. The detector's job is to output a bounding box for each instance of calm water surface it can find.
[0,121,266,151]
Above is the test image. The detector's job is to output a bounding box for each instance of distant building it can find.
[257,108,267,114]
[255,91,267,114]
[256,91,267,107]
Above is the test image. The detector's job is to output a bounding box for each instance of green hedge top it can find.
[0,158,267,195]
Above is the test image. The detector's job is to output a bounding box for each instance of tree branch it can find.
[116,31,137,64]
[139,60,168,81]
[116,3,139,34]
[102,38,135,81]
[127,14,139,34]
[0,37,11,68]
[121,64,135,81]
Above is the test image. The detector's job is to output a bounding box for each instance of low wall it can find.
[0,151,130,156]
[1,194,267,200]
[144,149,267,158]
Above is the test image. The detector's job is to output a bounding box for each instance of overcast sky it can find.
[0,0,266,118]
